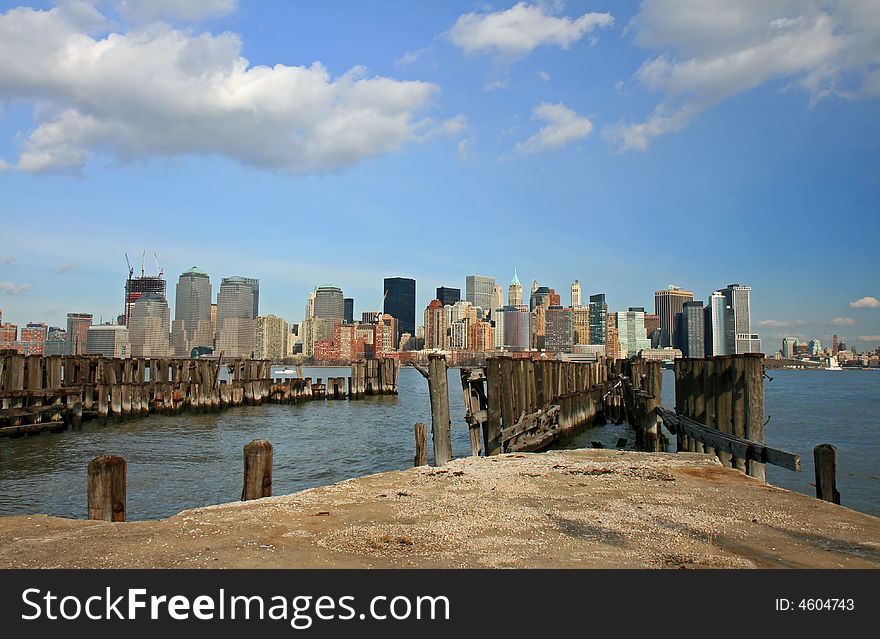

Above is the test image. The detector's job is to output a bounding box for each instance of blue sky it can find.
[1,0,878,351]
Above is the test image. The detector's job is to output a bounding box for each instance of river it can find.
[0,366,877,520]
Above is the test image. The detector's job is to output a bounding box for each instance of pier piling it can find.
[87,455,126,522]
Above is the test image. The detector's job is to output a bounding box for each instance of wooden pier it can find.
[0,353,398,437]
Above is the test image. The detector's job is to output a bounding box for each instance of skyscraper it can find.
[222,276,259,319]
[704,291,728,357]
[124,273,166,327]
[720,283,760,354]
[66,313,93,355]
[490,285,504,317]
[424,299,447,350]
[255,315,289,360]
[314,285,345,322]
[384,277,416,341]
[129,293,171,357]
[571,280,582,308]
[545,306,573,353]
[216,276,255,358]
[615,308,650,357]
[502,305,530,351]
[678,301,705,358]
[654,286,694,348]
[86,325,130,358]
[508,271,523,306]
[465,275,494,318]
[172,267,213,357]
[343,298,354,324]
[588,294,606,345]
[436,286,461,307]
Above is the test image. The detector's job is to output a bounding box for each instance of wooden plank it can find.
[500,405,560,443]
[414,423,428,466]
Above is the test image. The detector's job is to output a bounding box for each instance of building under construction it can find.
[124,253,166,327]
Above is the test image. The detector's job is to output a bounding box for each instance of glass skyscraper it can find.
[384,277,416,342]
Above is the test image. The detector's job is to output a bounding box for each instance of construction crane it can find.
[154,252,163,278]
[141,251,146,278]
[376,290,388,324]
[124,252,133,279]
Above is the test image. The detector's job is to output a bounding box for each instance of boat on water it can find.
[274,368,299,375]
[824,358,842,371]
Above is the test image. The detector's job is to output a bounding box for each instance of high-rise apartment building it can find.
[384,277,416,342]
[588,294,606,345]
[66,313,93,355]
[465,275,494,318]
[172,267,213,357]
[129,294,171,357]
[255,315,289,361]
[469,320,494,352]
[570,280,582,308]
[86,324,130,358]
[436,287,461,307]
[507,271,523,307]
[215,276,255,358]
[424,299,447,350]
[654,286,694,348]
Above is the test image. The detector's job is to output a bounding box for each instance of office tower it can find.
[124,272,166,327]
[654,286,693,348]
[210,303,217,338]
[66,313,93,355]
[782,337,798,359]
[424,299,447,350]
[588,294,606,345]
[44,327,68,356]
[808,339,822,356]
[571,306,590,345]
[643,314,661,346]
[384,277,416,342]
[313,285,345,322]
[545,306,573,353]
[469,320,494,352]
[490,285,504,320]
[507,271,523,306]
[530,305,546,350]
[129,294,171,357]
[255,315,289,360]
[531,280,539,296]
[343,298,354,324]
[704,291,728,356]
[436,287,461,307]
[530,286,551,311]
[832,334,839,355]
[172,267,213,357]
[502,305,530,351]
[720,283,760,354]
[215,276,256,358]
[615,308,651,357]
[465,275,494,318]
[85,325,130,358]
[571,280,582,308]
[222,276,259,319]
[20,322,48,356]
[305,288,317,319]
[678,301,705,358]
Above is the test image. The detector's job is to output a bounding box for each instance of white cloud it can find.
[0,5,455,174]
[111,0,237,23]
[756,319,806,328]
[850,296,880,308]
[396,48,430,67]
[514,102,592,154]
[858,335,880,342]
[607,0,880,151]
[0,281,31,295]
[829,317,856,326]
[448,2,613,57]
[538,70,550,82]
[56,264,78,273]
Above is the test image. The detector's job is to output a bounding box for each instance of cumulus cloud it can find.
[448,2,613,57]
[755,319,806,328]
[0,4,457,174]
[0,281,31,295]
[111,0,237,23]
[850,296,880,308]
[607,0,880,151]
[829,317,856,326]
[514,102,592,154]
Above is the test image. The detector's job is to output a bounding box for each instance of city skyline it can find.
[0,1,878,349]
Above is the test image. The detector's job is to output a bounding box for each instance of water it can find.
[0,367,877,520]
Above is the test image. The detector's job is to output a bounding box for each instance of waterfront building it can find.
[704,291,728,357]
[654,286,694,348]
[782,337,798,359]
[255,315,289,361]
[424,299,448,350]
[85,324,130,358]
[545,306,574,353]
[571,280,582,308]
[640,347,683,361]
[808,339,822,356]
[571,305,590,345]
[465,275,494,319]
[615,308,651,357]
[378,315,397,354]
[301,317,331,358]
[129,294,171,357]
[736,334,762,354]
[344,298,354,324]
[588,294,606,345]
[447,300,478,325]
[719,283,756,354]
[384,277,416,342]
[215,277,255,358]
[172,267,213,357]
[66,313,93,355]
[436,287,461,307]
[676,301,705,358]
[508,271,523,307]
[314,285,345,322]
[502,305,530,351]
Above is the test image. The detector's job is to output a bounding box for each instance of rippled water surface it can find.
[1,366,877,519]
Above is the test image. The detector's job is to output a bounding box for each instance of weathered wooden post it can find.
[242,439,273,501]
[87,455,126,521]
[744,353,766,481]
[427,354,452,466]
[414,423,428,467]
[484,358,503,456]
[814,444,840,504]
